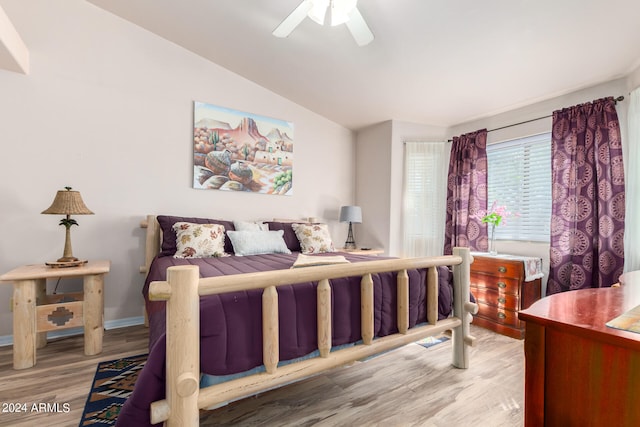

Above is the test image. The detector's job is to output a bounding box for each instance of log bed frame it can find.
[140,215,478,426]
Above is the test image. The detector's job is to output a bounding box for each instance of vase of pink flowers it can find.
[479,201,514,255]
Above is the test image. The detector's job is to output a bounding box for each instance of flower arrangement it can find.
[477,201,517,254]
[480,201,513,227]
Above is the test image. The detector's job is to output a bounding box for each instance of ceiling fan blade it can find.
[273,0,314,38]
[345,7,374,46]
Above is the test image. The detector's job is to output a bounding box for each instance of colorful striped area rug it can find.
[79,353,147,426]
[415,335,450,349]
[79,337,448,425]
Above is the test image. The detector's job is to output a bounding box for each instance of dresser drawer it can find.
[471,287,519,311]
[471,256,524,280]
[471,274,521,294]
[475,302,520,328]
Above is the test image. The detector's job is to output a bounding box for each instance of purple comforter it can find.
[116,252,453,426]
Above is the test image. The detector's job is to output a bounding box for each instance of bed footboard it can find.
[149,247,476,426]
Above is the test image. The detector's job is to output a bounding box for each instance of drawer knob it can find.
[498,266,507,273]
[497,312,506,319]
[498,297,506,304]
[497,281,507,289]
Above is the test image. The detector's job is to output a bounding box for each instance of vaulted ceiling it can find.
[83,0,640,130]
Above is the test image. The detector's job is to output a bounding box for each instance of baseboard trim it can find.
[0,316,145,347]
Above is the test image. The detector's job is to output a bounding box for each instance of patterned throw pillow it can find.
[172,222,227,258]
[291,223,336,254]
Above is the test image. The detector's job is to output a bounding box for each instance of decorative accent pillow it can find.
[233,220,269,232]
[157,215,235,255]
[291,223,336,254]
[227,230,291,256]
[172,222,227,258]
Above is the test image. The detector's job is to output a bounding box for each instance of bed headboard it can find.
[139,215,314,274]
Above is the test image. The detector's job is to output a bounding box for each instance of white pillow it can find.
[173,222,227,258]
[291,223,336,254]
[233,220,269,231]
[227,230,292,256]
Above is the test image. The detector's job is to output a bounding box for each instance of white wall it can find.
[355,120,447,255]
[627,62,640,92]
[0,0,355,338]
[354,121,392,252]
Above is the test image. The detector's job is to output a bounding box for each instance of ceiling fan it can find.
[273,0,374,46]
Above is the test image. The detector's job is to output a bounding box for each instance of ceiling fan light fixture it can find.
[308,0,329,25]
[330,0,358,26]
[273,0,373,46]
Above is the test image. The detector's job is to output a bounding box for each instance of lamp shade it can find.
[339,205,362,224]
[42,188,93,215]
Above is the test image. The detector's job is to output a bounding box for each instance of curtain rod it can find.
[446,95,625,142]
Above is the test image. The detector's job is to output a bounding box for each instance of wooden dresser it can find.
[519,278,640,426]
[470,254,542,339]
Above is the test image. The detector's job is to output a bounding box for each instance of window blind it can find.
[487,133,551,242]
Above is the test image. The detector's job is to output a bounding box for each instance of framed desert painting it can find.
[193,101,293,195]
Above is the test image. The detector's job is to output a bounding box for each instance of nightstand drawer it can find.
[476,302,520,328]
[471,274,520,294]
[471,256,523,280]
[471,287,519,311]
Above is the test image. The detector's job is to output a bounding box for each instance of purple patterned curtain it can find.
[444,129,488,255]
[547,97,625,295]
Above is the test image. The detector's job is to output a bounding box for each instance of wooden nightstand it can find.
[0,260,110,369]
[340,248,384,255]
[470,253,542,339]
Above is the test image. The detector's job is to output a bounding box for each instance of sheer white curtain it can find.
[625,88,640,272]
[402,141,451,257]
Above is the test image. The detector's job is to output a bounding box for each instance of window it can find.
[402,142,450,256]
[487,133,551,242]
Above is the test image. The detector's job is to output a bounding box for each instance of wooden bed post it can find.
[143,215,160,275]
[317,279,332,357]
[451,247,477,369]
[426,267,439,325]
[164,265,200,427]
[397,270,409,334]
[140,215,160,328]
[361,273,374,344]
[262,286,279,374]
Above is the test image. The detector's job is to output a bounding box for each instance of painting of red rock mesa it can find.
[193,101,293,195]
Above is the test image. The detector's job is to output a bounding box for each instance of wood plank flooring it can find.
[0,325,524,427]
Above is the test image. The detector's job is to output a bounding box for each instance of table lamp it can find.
[42,186,94,264]
[339,205,362,250]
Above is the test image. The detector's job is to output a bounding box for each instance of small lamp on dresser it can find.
[339,205,362,250]
[42,186,94,266]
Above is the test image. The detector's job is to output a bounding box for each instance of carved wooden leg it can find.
[83,273,104,356]
[13,279,37,369]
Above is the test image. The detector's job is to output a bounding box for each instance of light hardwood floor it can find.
[0,324,524,427]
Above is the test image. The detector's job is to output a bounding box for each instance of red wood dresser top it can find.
[519,270,640,351]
